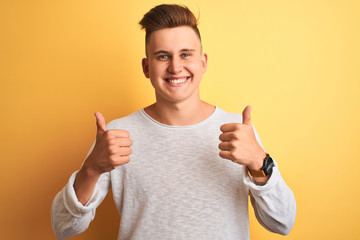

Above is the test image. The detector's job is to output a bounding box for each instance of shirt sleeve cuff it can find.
[62,171,101,217]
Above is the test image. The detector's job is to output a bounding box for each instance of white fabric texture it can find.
[51,107,296,239]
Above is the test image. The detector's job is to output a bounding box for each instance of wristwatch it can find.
[247,153,274,178]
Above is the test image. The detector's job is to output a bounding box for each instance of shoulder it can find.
[213,107,244,124]
[106,110,144,130]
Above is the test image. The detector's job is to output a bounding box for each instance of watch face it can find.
[262,156,274,176]
[248,155,275,177]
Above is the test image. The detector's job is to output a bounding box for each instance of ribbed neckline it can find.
[140,106,220,129]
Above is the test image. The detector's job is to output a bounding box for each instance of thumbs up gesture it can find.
[218,106,266,170]
[84,112,133,175]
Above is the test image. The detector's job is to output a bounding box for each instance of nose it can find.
[168,58,183,74]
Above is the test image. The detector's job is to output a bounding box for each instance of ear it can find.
[201,53,208,73]
[142,58,150,78]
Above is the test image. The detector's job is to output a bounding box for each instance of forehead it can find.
[147,26,201,54]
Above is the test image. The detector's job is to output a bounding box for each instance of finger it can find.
[108,138,133,149]
[117,147,132,156]
[218,142,233,151]
[95,112,106,135]
[219,150,234,161]
[106,129,131,138]
[220,123,239,133]
[219,132,234,142]
[118,156,131,165]
[112,156,131,167]
[242,105,252,125]
[116,138,133,147]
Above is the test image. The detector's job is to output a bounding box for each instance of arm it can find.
[218,106,296,234]
[51,171,110,239]
[51,112,132,239]
[246,162,296,235]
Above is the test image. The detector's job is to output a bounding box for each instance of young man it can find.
[52,4,296,239]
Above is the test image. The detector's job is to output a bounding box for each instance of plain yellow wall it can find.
[1,0,359,239]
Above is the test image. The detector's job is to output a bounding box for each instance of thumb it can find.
[242,105,252,125]
[94,112,106,135]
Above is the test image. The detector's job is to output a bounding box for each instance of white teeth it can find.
[168,78,187,84]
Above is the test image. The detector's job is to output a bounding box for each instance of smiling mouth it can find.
[165,77,190,84]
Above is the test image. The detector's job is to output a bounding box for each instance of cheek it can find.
[186,62,205,75]
[149,62,166,75]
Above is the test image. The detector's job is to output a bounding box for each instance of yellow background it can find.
[1,0,359,239]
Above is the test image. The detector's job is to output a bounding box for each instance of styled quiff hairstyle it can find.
[139,4,201,47]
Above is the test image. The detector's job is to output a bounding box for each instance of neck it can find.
[144,99,215,126]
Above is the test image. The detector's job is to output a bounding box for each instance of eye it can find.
[158,55,169,60]
[181,53,191,58]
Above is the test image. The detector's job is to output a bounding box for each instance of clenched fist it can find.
[85,112,133,175]
[218,106,266,171]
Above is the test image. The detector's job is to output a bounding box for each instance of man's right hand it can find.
[84,112,132,175]
[74,112,132,205]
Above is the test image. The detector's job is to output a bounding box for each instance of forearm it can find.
[248,166,296,235]
[52,171,102,239]
[74,164,101,205]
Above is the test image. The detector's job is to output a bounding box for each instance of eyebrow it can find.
[152,49,196,56]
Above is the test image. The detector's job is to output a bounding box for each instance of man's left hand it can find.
[218,105,266,171]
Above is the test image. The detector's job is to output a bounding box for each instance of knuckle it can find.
[121,130,130,137]
[229,151,240,161]
[229,141,237,149]
[109,155,117,164]
[124,156,131,163]
[120,156,131,165]
[234,132,242,140]
[120,147,131,156]
[108,138,116,145]
[234,124,241,131]
[105,133,113,141]
[108,146,117,155]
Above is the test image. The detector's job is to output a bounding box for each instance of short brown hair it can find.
[139,4,201,46]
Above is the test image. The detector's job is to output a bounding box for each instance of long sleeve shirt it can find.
[51,107,296,239]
